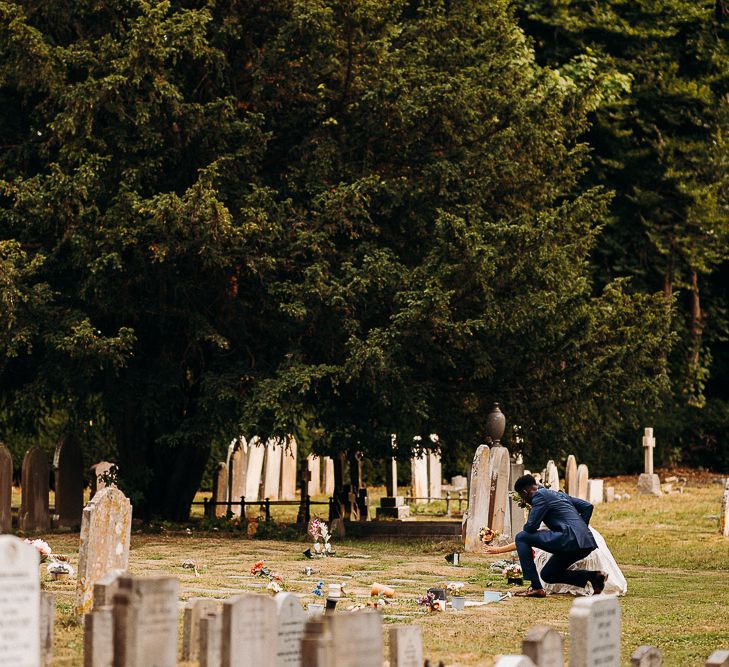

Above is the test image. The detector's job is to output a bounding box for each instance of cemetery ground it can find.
[30,473,729,666]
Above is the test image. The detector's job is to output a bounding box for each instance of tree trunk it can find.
[690,269,702,370]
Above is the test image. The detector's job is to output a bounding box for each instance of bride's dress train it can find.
[533,527,627,596]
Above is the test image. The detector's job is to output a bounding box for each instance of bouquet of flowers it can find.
[441,581,465,595]
[308,518,334,556]
[478,527,500,544]
[502,562,523,582]
[25,539,53,563]
[416,592,440,612]
[250,560,285,594]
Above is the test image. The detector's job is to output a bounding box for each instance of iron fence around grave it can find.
[402,491,468,517]
[192,495,332,523]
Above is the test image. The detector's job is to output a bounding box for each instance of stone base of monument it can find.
[637,473,662,496]
[375,497,411,520]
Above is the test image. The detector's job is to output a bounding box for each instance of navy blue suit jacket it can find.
[521,488,597,553]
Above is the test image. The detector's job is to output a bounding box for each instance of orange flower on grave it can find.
[250,560,265,575]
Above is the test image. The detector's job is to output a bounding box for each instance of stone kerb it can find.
[75,487,133,616]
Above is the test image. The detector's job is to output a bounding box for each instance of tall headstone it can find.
[522,625,563,667]
[182,598,220,662]
[20,446,50,533]
[464,445,490,552]
[495,658,537,667]
[488,446,512,536]
[40,591,55,666]
[587,480,604,505]
[575,464,589,501]
[0,444,12,533]
[222,594,277,667]
[321,457,335,496]
[544,460,560,492]
[307,456,321,496]
[263,438,283,500]
[565,455,578,496]
[410,454,429,504]
[327,609,383,667]
[637,428,662,496]
[0,535,41,666]
[212,462,228,518]
[568,595,621,667]
[228,438,248,516]
[389,625,423,667]
[75,487,133,616]
[510,457,526,535]
[89,462,116,497]
[112,575,179,667]
[53,436,84,528]
[720,478,729,537]
[275,592,306,666]
[427,451,442,500]
[631,646,662,666]
[246,436,266,502]
[199,612,223,667]
[280,436,298,501]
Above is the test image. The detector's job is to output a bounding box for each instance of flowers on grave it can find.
[308,518,334,556]
[443,581,465,595]
[416,591,442,612]
[47,561,74,579]
[312,581,325,597]
[250,559,285,594]
[25,539,53,562]
[478,527,500,544]
[502,562,523,582]
[181,559,200,577]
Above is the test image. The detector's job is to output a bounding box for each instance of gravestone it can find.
[495,658,537,667]
[93,570,125,609]
[510,458,526,535]
[263,438,283,500]
[275,592,306,666]
[75,487,133,616]
[389,625,423,667]
[89,462,116,497]
[327,609,384,667]
[631,645,662,666]
[378,443,410,519]
[569,595,621,667]
[410,454,429,504]
[565,455,578,496]
[84,570,124,667]
[427,451,442,500]
[0,443,12,533]
[587,480,603,505]
[706,650,729,666]
[575,464,589,501]
[451,475,468,491]
[720,479,729,537]
[301,618,334,667]
[222,594,277,667]
[228,439,248,516]
[280,436,298,501]
[637,428,662,496]
[488,446,512,536]
[53,436,84,528]
[212,462,228,518]
[20,446,50,533]
[307,456,321,496]
[182,598,220,662]
[0,535,40,666]
[604,486,615,503]
[40,591,55,666]
[246,436,266,503]
[544,460,560,492]
[321,457,335,496]
[112,575,179,667]
[464,445,491,552]
[522,625,563,667]
[199,611,223,667]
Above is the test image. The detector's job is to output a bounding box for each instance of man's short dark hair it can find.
[514,474,537,494]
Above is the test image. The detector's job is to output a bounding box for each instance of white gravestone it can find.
[587,480,603,505]
[576,464,589,501]
[522,625,563,667]
[389,625,423,667]
[495,657,537,667]
[263,438,283,500]
[246,436,266,503]
[0,536,40,667]
[464,445,491,552]
[307,456,321,496]
[327,609,384,667]
[630,645,662,666]
[545,460,560,492]
[565,455,578,496]
[410,454,429,504]
[719,479,729,538]
[427,450,442,500]
[321,457,335,496]
[275,592,306,666]
[222,594,277,667]
[280,436,298,501]
[568,595,621,667]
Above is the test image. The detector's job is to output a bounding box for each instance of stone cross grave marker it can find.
[568,595,621,667]
[182,598,220,662]
[246,436,265,502]
[631,645,662,666]
[75,487,133,616]
[494,657,537,667]
[522,625,563,667]
[565,455,578,496]
[328,609,384,667]
[199,611,223,667]
[411,454,429,504]
[0,535,41,666]
[275,592,307,666]
[40,591,55,666]
[637,428,662,496]
[222,594,277,667]
[0,443,12,533]
[280,436,298,501]
[488,446,512,536]
[20,446,50,533]
[544,460,559,492]
[263,438,283,500]
[389,625,424,667]
[307,455,322,496]
[54,436,84,528]
[465,445,491,552]
[213,462,228,518]
[576,464,589,501]
[720,478,729,537]
[112,575,179,667]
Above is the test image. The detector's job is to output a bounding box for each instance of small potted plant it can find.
[503,562,523,586]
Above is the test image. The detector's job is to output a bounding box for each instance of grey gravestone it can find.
[488,446,512,537]
[604,486,615,503]
[706,650,729,666]
[40,591,54,666]
[0,535,41,666]
[451,475,468,490]
[720,479,729,537]
[565,455,578,496]
[199,612,223,667]
[245,437,266,503]
[54,436,84,528]
[328,609,384,667]
[280,436,298,501]
[544,460,560,492]
[638,428,662,497]
[301,618,334,667]
[89,462,115,497]
[84,608,113,667]
[587,480,603,505]
[631,645,662,666]
[389,625,423,667]
[182,598,219,662]
[228,438,248,516]
[569,595,621,667]
[275,592,307,666]
[20,446,50,533]
[112,575,179,667]
[576,464,589,501]
[410,454,428,504]
[75,487,133,616]
[464,445,491,552]
[263,438,283,500]
[222,594,277,667]
[93,569,125,609]
[522,625,563,667]
[212,462,228,518]
[0,443,12,533]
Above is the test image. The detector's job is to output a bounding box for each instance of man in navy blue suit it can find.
[512,474,607,598]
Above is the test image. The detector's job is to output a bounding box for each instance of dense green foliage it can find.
[0,0,689,518]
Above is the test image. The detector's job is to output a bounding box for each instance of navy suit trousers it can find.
[515,530,597,589]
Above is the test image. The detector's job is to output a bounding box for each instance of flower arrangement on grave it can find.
[25,538,53,562]
[416,591,441,612]
[478,527,500,544]
[249,560,285,594]
[311,581,325,597]
[307,518,334,556]
[181,559,201,577]
[47,561,74,580]
[502,562,523,585]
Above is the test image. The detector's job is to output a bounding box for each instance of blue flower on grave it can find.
[312,581,324,596]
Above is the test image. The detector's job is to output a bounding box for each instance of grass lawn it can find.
[32,476,729,666]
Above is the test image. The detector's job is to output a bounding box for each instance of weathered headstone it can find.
[228,439,248,516]
[604,486,615,503]
[587,479,604,505]
[321,457,335,496]
[488,445,512,536]
[182,598,220,662]
[451,475,468,490]
[0,443,12,533]
[0,535,40,666]
[53,436,84,528]
[246,436,266,502]
[510,458,526,535]
[75,487,133,616]
[464,445,491,552]
[199,611,223,667]
[576,464,589,501]
[631,645,662,666]
[275,592,306,666]
[411,454,429,504]
[389,625,423,667]
[263,438,283,500]
[327,609,384,667]
[522,625,563,667]
[565,455,578,496]
[637,428,662,496]
[301,617,334,667]
[544,460,560,492]
[40,591,54,666]
[569,595,621,667]
[427,451,442,500]
[720,479,729,537]
[112,575,179,667]
[706,650,729,666]
[495,657,537,667]
[280,436,298,501]
[93,570,125,609]
[212,462,228,518]
[307,455,321,496]
[84,570,124,667]
[89,461,116,497]
[20,446,50,533]
[222,594,277,667]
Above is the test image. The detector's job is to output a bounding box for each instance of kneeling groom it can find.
[513,474,607,598]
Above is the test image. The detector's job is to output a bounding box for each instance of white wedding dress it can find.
[533,527,627,596]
